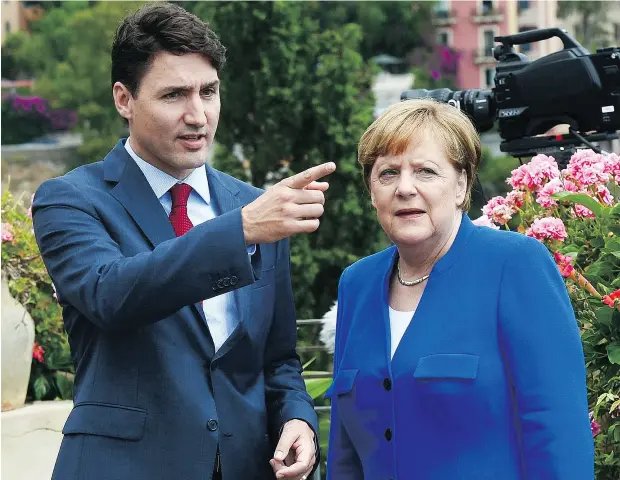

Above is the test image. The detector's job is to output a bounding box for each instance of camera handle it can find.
[495,28,589,55]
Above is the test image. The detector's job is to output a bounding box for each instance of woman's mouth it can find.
[395,209,426,219]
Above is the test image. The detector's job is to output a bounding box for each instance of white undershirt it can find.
[389,307,415,359]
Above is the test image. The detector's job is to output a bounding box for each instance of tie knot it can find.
[170,183,192,208]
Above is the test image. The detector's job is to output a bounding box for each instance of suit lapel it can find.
[105,141,176,248]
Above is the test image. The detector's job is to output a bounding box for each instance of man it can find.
[32,3,333,479]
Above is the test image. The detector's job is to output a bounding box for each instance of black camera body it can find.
[402,28,620,159]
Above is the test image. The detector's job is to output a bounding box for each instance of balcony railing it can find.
[297,318,332,480]
[432,8,457,26]
[471,5,504,24]
[473,47,496,64]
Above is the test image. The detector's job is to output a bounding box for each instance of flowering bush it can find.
[1,93,77,145]
[474,149,620,478]
[1,188,74,401]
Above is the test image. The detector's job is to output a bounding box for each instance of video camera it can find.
[401,28,620,164]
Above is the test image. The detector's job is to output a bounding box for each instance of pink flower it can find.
[525,217,568,242]
[565,149,609,188]
[536,178,564,208]
[32,342,45,363]
[603,152,620,183]
[603,289,620,308]
[553,251,575,278]
[507,154,560,191]
[590,413,601,437]
[482,196,513,224]
[506,190,525,209]
[1,222,14,242]
[573,204,595,218]
[472,215,500,230]
[596,185,614,206]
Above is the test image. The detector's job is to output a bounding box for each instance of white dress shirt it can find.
[388,307,415,359]
[125,139,241,351]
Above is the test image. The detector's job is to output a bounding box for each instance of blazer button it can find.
[230,276,238,286]
[223,277,230,287]
[217,279,224,289]
[384,428,392,441]
[207,419,219,431]
[383,378,392,391]
[212,284,217,291]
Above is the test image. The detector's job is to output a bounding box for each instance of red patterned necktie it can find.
[169,183,194,236]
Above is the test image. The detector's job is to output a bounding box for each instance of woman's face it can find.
[369,134,467,249]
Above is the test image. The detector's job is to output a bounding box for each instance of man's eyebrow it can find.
[159,80,220,93]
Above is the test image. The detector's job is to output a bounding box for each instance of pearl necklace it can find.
[396,261,430,287]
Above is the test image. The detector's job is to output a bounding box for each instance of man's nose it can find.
[184,94,207,127]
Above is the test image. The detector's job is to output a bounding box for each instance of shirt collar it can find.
[124,137,211,204]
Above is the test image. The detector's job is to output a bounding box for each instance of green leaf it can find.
[54,372,74,400]
[304,377,333,400]
[551,191,603,217]
[302,357,316,370]
[608,344,620,365]
[597,307,614,327]
[33,375,50,400]
[560,245,581,254]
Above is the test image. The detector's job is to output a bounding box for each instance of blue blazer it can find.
[326,214,593,479]
[32,140,318,480]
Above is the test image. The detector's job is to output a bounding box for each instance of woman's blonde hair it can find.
[358,99,482,211]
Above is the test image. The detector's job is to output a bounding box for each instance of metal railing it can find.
[297,318,333,480]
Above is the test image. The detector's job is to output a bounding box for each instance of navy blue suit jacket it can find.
[326,214,593,479]
[32,140,318,480]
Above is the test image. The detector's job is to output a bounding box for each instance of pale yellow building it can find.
[1,0,43,44]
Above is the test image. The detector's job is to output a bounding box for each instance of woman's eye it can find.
[379,169,398,178]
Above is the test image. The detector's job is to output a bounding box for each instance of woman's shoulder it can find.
[470,223,551,261]
[345,245,396,275]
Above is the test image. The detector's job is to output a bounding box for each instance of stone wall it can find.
[1,133,82,202]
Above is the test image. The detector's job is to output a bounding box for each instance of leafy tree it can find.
[13,1,140,163]
[558,1,612,50]
[192,1,384,319]
[313,1,435,63]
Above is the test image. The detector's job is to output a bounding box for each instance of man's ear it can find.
[113,82,134,121]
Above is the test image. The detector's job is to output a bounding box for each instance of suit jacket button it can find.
[223,277,230,287]
[217,279,224,289]
[212,284,217,291]
[207,419,219,431]
[383,378,392,391]
[230,276,238,286]
[384,428,392,441]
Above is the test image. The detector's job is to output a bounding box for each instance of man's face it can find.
[113,52,220,179]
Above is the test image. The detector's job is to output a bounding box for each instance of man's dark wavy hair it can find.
[111,2,226,96]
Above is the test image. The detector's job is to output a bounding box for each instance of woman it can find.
[325,99,593,479]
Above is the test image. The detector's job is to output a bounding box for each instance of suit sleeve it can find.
[263,238,319,460]
[498,236,594,479]
[32,176,256,332]
[326,268,364,479]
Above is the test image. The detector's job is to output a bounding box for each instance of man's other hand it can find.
[269,419,316,480]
